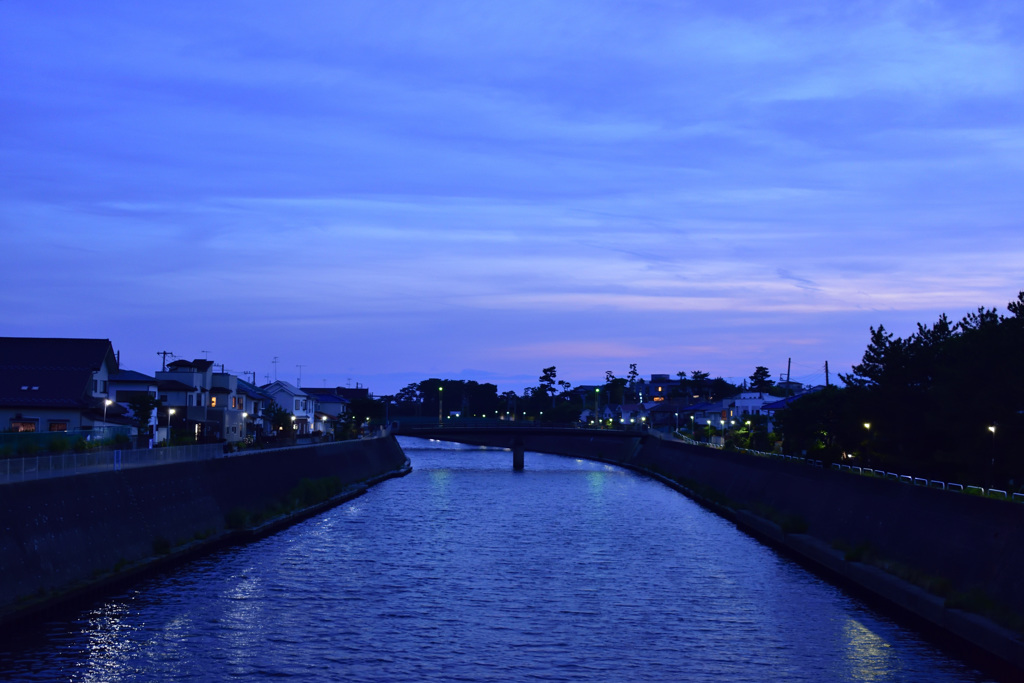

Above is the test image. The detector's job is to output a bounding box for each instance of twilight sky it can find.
[3,1,1023,395]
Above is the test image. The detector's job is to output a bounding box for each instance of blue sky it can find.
[3,1,1023,394]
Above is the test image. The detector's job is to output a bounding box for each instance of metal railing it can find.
[3,443,239,484]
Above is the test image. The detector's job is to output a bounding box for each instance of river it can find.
[0,437,996,681]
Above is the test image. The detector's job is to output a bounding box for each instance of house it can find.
[236,378,274,440]
[301,387,350,437]
[728,391,785,419]
[262,380,316,435]
[646,398,695,430]
[0,337,120,434]
[156,359,218,442]
[109,369,159,444]
[210,371,245,443]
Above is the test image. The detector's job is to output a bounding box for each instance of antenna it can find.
[296,364,304,387]
[202,350,209,360]
[272,356,279,382]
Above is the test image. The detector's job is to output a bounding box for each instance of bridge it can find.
[395,423,649,470]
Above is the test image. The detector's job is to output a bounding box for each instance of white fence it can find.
[1,443,232,484]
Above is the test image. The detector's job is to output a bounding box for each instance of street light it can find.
[439,386,443,426]
[167,408,175,446]
[242,412,248,440]
[103,399,112,436]
[675,412,679,431]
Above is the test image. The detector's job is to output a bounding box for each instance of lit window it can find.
[211,396,217,407]
[48,421,68,432]
[11,421,37,432]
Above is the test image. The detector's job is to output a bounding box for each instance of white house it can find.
[262,380,316,436]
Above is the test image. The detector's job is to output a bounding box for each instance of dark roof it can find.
[0,337,117,409]
[110,369,156,383]
[304,391,349,404]
[157,379,197,392]
[167,359,215,372]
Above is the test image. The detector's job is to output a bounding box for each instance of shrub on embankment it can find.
[0,436,407,624]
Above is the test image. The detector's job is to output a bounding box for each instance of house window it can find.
[295,399,301,410]
[211,396,217,407]
[187,394,194,406]
[11,421,37,432]
[48,421,68,432]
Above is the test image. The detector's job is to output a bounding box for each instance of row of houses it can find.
[581,387,822,433]
[0,337,368,445]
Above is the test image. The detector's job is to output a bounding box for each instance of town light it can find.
[103,398,112,428]
[167,408,176,445]
[864,422,871,430]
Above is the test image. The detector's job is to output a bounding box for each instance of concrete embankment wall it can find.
[0,435,408,625]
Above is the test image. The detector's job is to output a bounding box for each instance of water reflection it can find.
[841,617,897,681]
[79,600,138,682]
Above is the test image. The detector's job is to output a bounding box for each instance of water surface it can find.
[0,437,995,681]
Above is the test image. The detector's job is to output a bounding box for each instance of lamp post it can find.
[103,399,112,437]
[242,412,248,441]
[690,415,694,436]
[438,386,443,426]
[675,412,679,431]
[167,408,175,446]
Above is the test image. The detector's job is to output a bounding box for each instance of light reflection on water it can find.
[0,437,997,682]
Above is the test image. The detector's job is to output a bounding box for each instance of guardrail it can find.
[0,434,391,486]
[0,443,230,484]
[667,430,1022,503]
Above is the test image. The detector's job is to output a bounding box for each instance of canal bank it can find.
[0,435,409,629]
[410,428,1024,675]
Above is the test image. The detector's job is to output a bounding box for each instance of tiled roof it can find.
[0,337,116,409]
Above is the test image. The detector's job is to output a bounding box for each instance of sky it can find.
[3,1,1023,395]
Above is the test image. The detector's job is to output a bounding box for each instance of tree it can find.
[538,366,557,407]
[264,403,294,437]
[125,393,161,447]
[749,366,775,393]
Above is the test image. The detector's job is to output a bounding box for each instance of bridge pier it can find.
[512,437,525,471]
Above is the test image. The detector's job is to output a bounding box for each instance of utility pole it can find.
[272,356,279,382]
[825,361,830,387]
[157,351,174,372]
[296,364,304,387]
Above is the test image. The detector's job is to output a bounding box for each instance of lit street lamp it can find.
[103,398,112,435]
[167,408,176,446]
[439,386,443,426]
